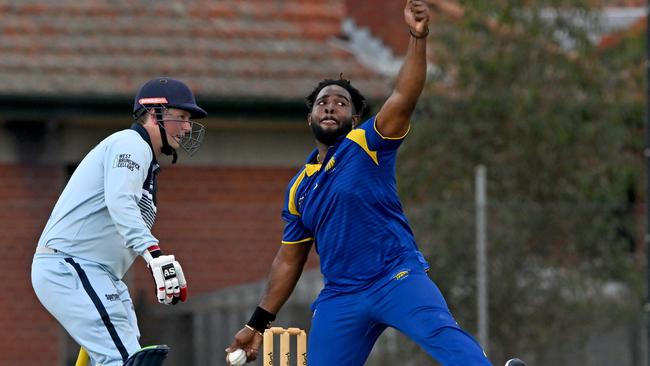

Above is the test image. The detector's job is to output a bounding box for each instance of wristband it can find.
[409,27,429,39]
[246,306,276,333]
[141,245,162,264]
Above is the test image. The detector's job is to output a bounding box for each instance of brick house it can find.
[0,0,644,365]
[0,1,395,365]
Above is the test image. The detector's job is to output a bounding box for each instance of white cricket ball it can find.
[228,348,247,366]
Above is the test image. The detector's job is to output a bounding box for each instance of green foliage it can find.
[397,1,644,364]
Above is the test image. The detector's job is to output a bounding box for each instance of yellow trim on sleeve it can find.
[374,114,411,140]
[346,129,379,165]
[288,169,308,216]
[288,163,322,216]
[281,237,314,245]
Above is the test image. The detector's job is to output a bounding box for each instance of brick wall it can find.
[0,164,65,366]
[10,163,316,366]
[130,165,320,296]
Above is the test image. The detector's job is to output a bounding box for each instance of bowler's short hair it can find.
[305,76,367,116]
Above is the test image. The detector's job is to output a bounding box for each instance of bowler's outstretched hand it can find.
[405,0,431,37]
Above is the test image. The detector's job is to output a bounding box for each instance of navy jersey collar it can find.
[129,123,159,166]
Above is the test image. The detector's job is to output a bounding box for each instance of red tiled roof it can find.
[0,0,390,101]
[602,0,644,6]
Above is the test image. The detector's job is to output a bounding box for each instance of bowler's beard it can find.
[310,116,353,146]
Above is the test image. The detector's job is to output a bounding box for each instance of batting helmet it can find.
[133,77,207,119]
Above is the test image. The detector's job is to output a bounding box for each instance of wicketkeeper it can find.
[31,77,206,366]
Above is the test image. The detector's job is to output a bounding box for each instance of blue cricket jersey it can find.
[282,116,429,291]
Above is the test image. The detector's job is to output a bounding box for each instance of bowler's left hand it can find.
[405,0,430,37]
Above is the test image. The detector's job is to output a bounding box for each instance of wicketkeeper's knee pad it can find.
[122,345,169,366]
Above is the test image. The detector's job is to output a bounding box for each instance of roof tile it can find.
[0,0,389,100]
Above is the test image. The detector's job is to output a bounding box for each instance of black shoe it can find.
[505,359,527,366]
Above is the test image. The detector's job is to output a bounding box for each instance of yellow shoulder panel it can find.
[346,129,379,165]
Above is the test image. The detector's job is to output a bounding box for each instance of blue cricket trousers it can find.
[308,264,492,366]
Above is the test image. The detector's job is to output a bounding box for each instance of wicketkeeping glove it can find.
[143,245,188,305]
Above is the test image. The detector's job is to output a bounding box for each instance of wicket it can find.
[263,327,307,366]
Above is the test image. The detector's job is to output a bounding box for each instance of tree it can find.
[398,1,644,364]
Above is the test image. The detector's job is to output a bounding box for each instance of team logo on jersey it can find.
[112,154,141,171]
[298,194,306,210]
[392,269,410,281]
[325,157,336,172]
